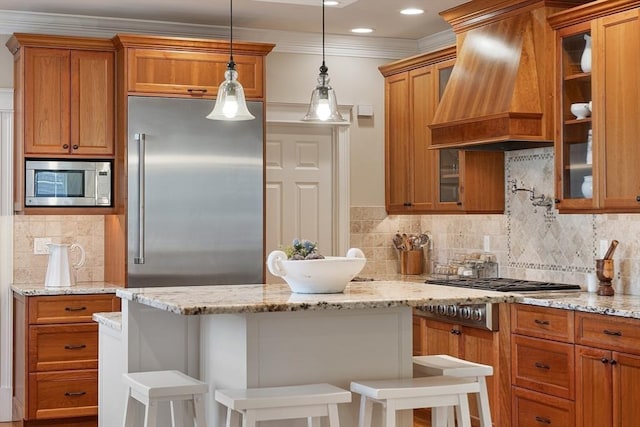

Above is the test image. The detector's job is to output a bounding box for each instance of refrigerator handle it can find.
[134,133,146,264]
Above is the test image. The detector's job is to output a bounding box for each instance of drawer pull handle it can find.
[187,88,208,94]
[65,344,87,350]
[65,391,86,397]
[535,416,552,424]
[603,329,622,336]
[534,362,550,370]
[534,319,549,325]
[65,306,87,312]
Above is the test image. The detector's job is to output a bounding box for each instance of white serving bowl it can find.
[267,248,366,294]
[570,103,591,119]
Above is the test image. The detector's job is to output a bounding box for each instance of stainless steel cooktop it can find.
[425,277,582,292]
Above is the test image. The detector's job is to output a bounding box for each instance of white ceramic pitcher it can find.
[44,243,86,287]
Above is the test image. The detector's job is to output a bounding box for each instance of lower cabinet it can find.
[511,305,640,427]
[413,308,509,427]
[13,293,120,426]
[575,312,640,427]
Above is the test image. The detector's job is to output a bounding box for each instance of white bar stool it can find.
[350,376,480,427]
[122,370,208,427]
[413,354,493,427]
[215,383,351,427]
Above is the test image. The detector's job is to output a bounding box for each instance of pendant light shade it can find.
[207,0,255,121]
[302,1,345,122]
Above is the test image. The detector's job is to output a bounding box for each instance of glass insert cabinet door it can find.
[436,63,460,204]
[559,29,592,204]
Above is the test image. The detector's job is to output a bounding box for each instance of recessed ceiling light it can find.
[351,28,374,33]
[324,1,339,5]
[400,8,424,15]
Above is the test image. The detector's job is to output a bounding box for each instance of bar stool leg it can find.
[122,391,135,427]
[358,396,373,427]
[328,403,340,427]
[384,401,397,427]
[193,394,206,427]
[243,409,257,427]
[170,400,185,427]
[432,407,449,427]
[455,394,472,427]
[143,399,158,427]
[476,377,493,427]
[226,407,240,427]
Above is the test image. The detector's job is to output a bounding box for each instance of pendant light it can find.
[302,0,345,122]
[207,0,254,121]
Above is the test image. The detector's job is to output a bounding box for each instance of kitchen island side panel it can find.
[201,307,413,427]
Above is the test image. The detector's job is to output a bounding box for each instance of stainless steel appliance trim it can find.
[24,160,112,207]
[134,133,145,265]
[415,303,500,331]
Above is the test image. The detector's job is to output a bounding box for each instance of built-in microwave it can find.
[25,160,112,207]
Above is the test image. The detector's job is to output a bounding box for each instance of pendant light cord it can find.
[320,0,327,74]
[229,0,235,69]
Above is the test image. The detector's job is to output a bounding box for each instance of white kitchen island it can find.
[113,281,518,427]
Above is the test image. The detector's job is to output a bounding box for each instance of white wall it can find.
[266,52,388,206]
[0,35,13,87]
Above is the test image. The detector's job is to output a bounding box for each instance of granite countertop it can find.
[11,282,123,296]
[518,291,640,319]
[92,312,122,331]
[116,281,520,315]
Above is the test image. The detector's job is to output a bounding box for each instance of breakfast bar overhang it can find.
[115,282,518,427]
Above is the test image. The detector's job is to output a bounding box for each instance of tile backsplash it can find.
[351,147,640,295]
[13,215,104,284]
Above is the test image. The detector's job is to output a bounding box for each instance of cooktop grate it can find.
[425,277,581,292]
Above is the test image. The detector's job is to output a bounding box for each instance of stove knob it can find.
[447,305,457,317]
[427,305,436,313]
[460,307,472,319]
[437,305,447,315]
[472,308,484,321]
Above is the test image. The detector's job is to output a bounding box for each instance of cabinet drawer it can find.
[511,304,574,342]
[29,295,118,324]
[513,386,575,427]
[512,335,575,399]
[576,312,640,353]
[127,48,264,98]
[27,370,97,420]
[29,324,98,372]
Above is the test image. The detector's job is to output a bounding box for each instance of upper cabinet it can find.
[380,48,504,215]
[113,35,273,99]
[550,0,640,212]
[8,35,115,157]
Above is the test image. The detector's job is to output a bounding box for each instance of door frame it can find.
[266,102,351,256]
[0,88,14,421]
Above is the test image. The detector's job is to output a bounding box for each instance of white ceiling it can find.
[0,0,467,40]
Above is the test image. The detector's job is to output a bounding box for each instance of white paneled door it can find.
[266,124,333,283]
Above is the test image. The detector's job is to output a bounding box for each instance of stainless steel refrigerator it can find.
[127,96,263,287]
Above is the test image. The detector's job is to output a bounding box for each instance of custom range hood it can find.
[429,0,591,150]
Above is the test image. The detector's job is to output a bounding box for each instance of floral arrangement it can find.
[282,239,325,260]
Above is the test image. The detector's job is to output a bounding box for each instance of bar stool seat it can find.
[215,383,351,427]
[350,376,480,427]
[122,370,208,427]
[413,354,493,427]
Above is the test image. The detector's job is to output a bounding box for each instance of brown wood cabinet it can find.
[575,311,640,427]
[379,48,504,215]
[114,35,273,99]
[13,293,120,426]
[8,35,115,157]
[6,34,116,215]
[413,307,511,427]
[510,304,576,426]
[550,1,640,212]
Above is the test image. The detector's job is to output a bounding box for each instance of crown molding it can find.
[0,10,422,59]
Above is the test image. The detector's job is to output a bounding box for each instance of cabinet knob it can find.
[636,196,640,202]
[554,199,561,204]
[610,359,617,365]
[404,202,412,207]
[62,144,69,149]
[72,144,79,150]
[601,358,609,364]
[456,202,462,206]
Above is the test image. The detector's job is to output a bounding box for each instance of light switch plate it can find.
[34,237,52,255]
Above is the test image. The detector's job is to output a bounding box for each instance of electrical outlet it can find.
[34,237,52,255]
